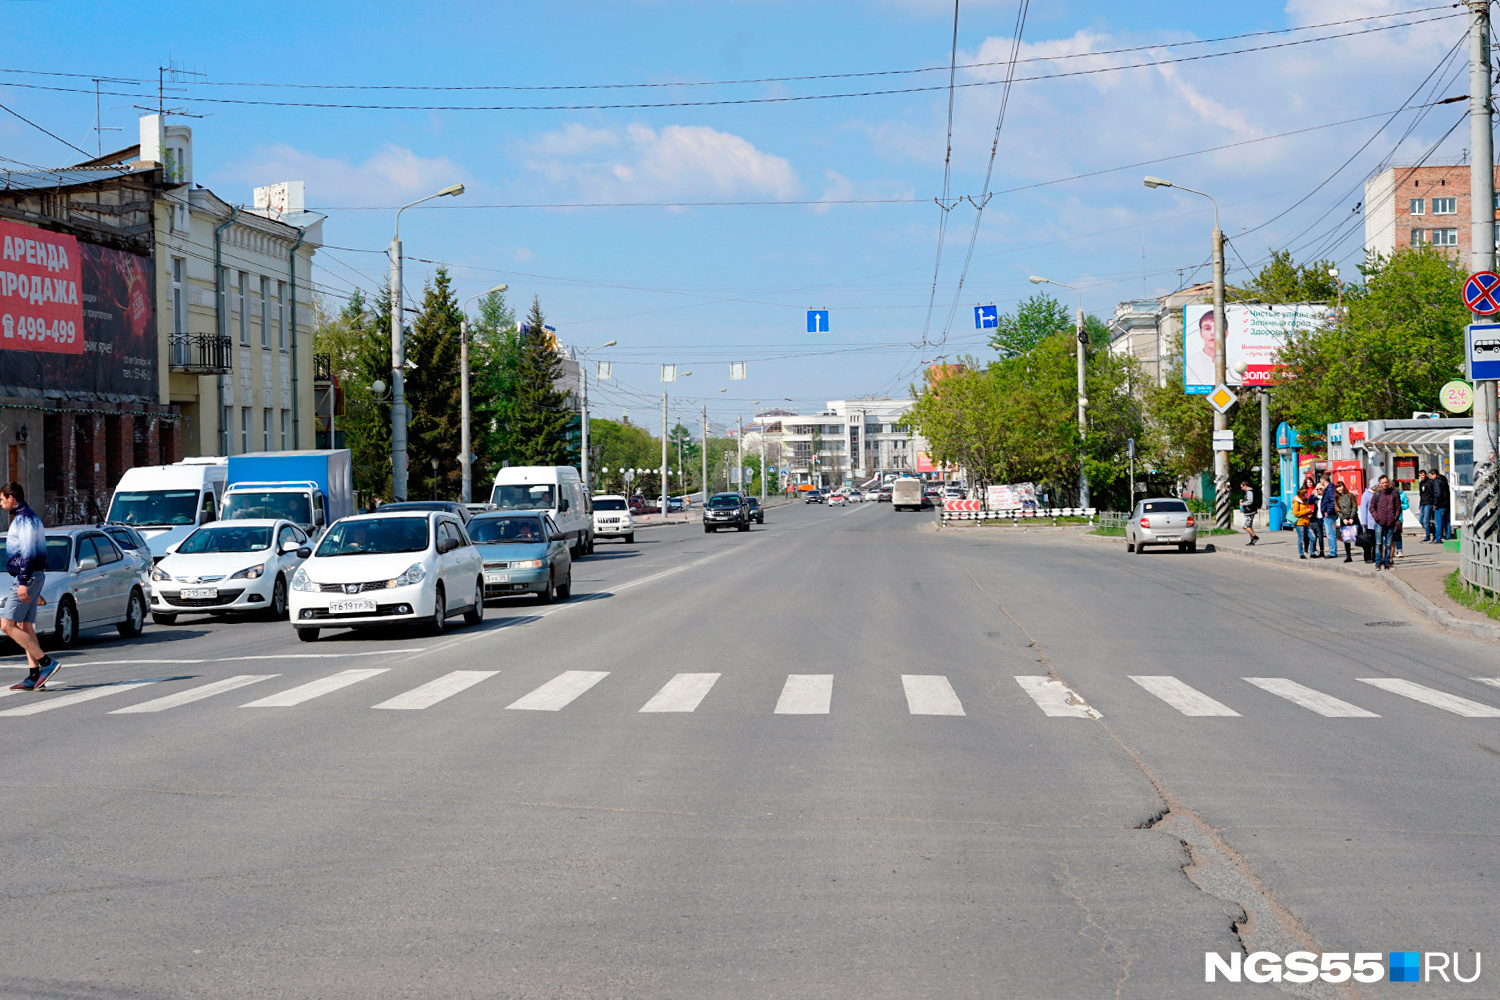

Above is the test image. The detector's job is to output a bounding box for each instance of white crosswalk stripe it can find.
[241,668,389,708]
[1243,678,1380,718]
[506,670,609,711]
[1357,677,1500,718]
[0,681,155,716]
[1014,676,1100,719]
[1129,676,1240,717]
[111,675,278,714]
[901,675,965,716]
[640,673,720,713]
[775,674,833,714]
[373,670,498,710]
[1472,677,1500,691]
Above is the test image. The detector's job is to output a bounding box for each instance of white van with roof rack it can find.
[489,466,593,557]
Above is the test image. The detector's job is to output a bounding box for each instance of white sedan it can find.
[150,519,309,624]
[289,511,484,641]
[828,492,848,507]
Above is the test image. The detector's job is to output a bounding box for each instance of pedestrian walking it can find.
[1239,480,1260,545]
[0,483,58,691]
[1335,481,1359,562]
[1358,479,1377,563]
[1417,470,1434,542]
[1319,476,1338,559]
[1395,486,1409,557]
[1430,469,1451,542]
[1371,474,1400,570]
[1292,489,1315,559]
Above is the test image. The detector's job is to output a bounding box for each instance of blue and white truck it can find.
[219,450,355,542]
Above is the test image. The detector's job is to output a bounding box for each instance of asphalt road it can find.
[0,502,1494,999]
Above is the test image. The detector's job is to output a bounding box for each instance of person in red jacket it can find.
[1370,474,1401,570]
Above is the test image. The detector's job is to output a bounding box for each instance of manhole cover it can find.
[1364,621,1413,627]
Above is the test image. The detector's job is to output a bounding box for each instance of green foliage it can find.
[1231,249,1342,304]
[988,292,1072,358]
[312,288,394,503]
[1142,345,1281,488]
[503,297,574,467]
[403,267,464,501]
[589,416,659,495]
[467,287,519,488]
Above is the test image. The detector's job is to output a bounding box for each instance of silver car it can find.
[1125,498,1198,554]
[12,527,150,648]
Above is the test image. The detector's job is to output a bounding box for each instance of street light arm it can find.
[394,183,465,241]
[1146,178,1219,232]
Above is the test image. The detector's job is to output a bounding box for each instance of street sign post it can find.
[806,309,829,333]
[1212,429,1235,452]
[974,304,998,329]
[1463,271,1500,315]
[1465,323,1500,380]
[1441,379,1475,413]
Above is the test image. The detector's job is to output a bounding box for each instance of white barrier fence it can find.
[939,506,1096,525]
[1459,533,1500,595]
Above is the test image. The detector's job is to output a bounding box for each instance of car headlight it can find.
[230,564,265,580]
[390,563,426,587]
[150,565,172,582]
[291,567,316,591]
[511,559,544,569]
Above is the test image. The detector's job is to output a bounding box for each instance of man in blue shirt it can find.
[1,483,57,690]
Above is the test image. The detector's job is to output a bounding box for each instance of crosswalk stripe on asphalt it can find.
[639,673,721,713]
[1014,676,1101,719]
[775,674,833,714]
[0,681,155,716]
[901,675,965,716]
[241,668,390,708]
[111,674,279,714]
[1473,677,1500,691]
[506,670,609,711]
[1357,677,1500,718]
[1129,676,1240,716]
[373,670,499,710]
[1242,678,1380,718]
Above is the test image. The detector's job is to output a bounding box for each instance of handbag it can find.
[1341,525,1358,543]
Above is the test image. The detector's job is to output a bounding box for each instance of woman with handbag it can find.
[1291,489,1315,559]
[1334,481,1358,562]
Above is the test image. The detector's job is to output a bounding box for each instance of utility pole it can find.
[661,392,669,517]
[580,361,591,493]
[1470,0,1498,534]
[760,428,767,502]
[1212,225,1229,530]
[737,415,744,494]
[701,403,709,504]
[390,239,406,500]
[1260,389,1271,517]
[1075,302,1090,509]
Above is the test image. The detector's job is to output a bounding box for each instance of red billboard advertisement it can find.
[0,218,84,354]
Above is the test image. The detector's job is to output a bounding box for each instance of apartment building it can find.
[1363,160,1500,261]
[760,398,928,488]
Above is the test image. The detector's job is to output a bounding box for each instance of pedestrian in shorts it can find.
[1239,481,1260,545]
[0,483,57,690]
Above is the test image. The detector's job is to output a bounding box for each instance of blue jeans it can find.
[1322,515,1338,556]
[1418,504,1433,540]
[1375,524,1396,566]
[1296,525,1315,556]
[1435,506,1450,541]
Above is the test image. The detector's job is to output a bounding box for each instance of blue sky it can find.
[0,1,1471,430]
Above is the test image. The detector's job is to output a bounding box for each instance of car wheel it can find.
[463,578,485,625]
[296,627,320,642]
[625,533,634,544]
[428,584,447,634]
[538,572,555,605]
[52,597,78,649]
[116,588,146,638]
[1135,541,1147,554]
[1188,542,1198,553]
[738,522,749,531]
[1126,540,1134,552]
[152,612,178,626]
[586,534,595,556]
[556,571,572,601]
[267,575,289,621]
[1178,543,1187,553]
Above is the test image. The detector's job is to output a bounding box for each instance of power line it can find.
[0,101,91,158]
[919,1,963,348]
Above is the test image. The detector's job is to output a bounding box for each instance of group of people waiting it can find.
[1239,468,1454,571]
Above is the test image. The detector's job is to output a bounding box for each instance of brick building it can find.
[1363,160,1500,261]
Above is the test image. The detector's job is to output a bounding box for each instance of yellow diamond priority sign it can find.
[1206,383,1237,414]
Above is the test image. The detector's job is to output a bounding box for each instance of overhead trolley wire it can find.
[919,1,964,349]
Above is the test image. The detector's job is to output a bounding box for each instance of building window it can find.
[1409,198,1425,215]
[260,277,271,349]
[1432,197,1457,215]
[1411,229,1426,246]
[263,408,273,450]
[241,407,251,454]
[171,258,186,335]
[237,272,248,345]
[277,281,287,351]
[281,410,290,449]
[1434,228,1459,246]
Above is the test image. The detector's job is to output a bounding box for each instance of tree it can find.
[466,287,520,489]
[312,287,394,503]
[403,267,464,501]
[1231,249,1341,305]
[988,292,1072,358]
[503,297,574,467]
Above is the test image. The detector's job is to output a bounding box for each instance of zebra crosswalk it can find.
[3,666,1498,729]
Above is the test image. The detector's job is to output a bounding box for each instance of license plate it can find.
[181,587,217,599]
[1156,535,1178,542]
[484,572,509,584]
[329,598,377,614]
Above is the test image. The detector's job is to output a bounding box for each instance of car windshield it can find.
[468,516,546,544]
[316,517,428,557]
[107,489,200,527]
[177,525,273,554]
[1142,500,1189,513]
[707,496,740,509]
[222,491,312,524]
[490,484,557,510]
[593,498,627,511]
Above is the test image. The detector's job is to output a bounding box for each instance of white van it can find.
[106,457,229,559]
[490,466,594,557]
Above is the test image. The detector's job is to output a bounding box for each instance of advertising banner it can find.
[0,224,155,403]
[1183,303,1331,394]
[986,482,1036,510]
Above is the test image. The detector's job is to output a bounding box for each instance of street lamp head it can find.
[487,283,507,295]
[1327,268,1339,279]
[1233,361,1248,376]
[1029,275,1046,285]
[602,339,617,348]
[1143,176,1172,189]
[439,183,465,198]
[370,379,386,396]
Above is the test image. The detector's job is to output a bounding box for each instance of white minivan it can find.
[106,457,229,560]
[490,466,594,557]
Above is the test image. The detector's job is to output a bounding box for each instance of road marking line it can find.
[774,674,832,714]
[84,650,423,666]
[1129,676,1240,717]
[639,673,721,713]
[0,681,155,716]
[373,670,498,710]
[901,674,965,716]
[241,668,389,708]
[1243,678,1380,718]
[110,674,279,714]
[506,670,610,711]
[1357,677,1500,718]
[1013,676,1101,719]
[1473,677,1500,690]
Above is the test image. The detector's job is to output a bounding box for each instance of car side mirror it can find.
[297,547,312,559]
[282,540,301,553]
[165,542,181,554]
[438,538,454,554]
[314,510,325,526]
[558,499,569,513]
[77,557,98,571]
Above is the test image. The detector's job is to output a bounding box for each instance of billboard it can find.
[0,222,155,404]
[1183,303,1330,394]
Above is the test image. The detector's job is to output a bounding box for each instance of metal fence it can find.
[1095,511,1130,530]
[1459,533,1500,595]
[169,333,233,374]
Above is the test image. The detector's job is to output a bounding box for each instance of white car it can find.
[591,494,635,544]
[828,492,848,507]
[289,511,484,642]
[149,519,309,624]
[846,489,864,502]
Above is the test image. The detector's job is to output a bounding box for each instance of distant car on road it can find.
[703,493,750,532]
[667,496,687,513]
[828,492,847,507]
[744,497,764,524]
[468,511,573,603]
[846,489,864,503]
[804,490,825,504]
[591,495,635,544]
[629,497,661,516]
[876,485,893,503]
[1125,498,1198,554]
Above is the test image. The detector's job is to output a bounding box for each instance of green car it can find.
[467,512,573,604]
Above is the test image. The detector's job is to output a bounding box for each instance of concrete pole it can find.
[760,428,767,502]
[390,236,407,501]
[737,414,744,493]
[460,317,471,504]
[580,361,591,494]
[1076,303,1089,508]
[1470,0,1498,533]
[1212,226,1230,530]
[1260,389,1272,519]
[660,392,669,516]
[701,403,709,504]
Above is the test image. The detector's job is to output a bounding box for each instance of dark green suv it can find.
[703,493,750,532]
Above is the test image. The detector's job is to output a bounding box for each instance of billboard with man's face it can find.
[1183,303,1330,394]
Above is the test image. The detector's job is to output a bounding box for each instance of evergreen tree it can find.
[312,288,393,503]
[506,296,573,466]
[467,287,520,488]
[403,268,464,500]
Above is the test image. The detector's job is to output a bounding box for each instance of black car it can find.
[744,497,764,524]
[703,493,750,532]
[804,490,825,504]
[376,500,472,524]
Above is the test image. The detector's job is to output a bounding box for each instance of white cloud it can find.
[522,123,800,201]
[213,143,467,206]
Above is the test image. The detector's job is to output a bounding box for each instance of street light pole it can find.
[572,340,616,497]
[460,283,507,505]
[698,387,724,504]
[1145,176,1229,529]
[390,182,464,501]
[1030,275,1089,508]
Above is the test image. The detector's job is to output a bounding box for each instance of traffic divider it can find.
[939,506,1096,526]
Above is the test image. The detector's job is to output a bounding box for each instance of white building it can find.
[1106,283,1212,389]
[757,398,928,488]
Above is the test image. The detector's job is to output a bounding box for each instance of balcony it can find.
[169,333,233,374]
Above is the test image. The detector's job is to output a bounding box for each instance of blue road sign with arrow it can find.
[806,309,829,333]
[974,304,999,329]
